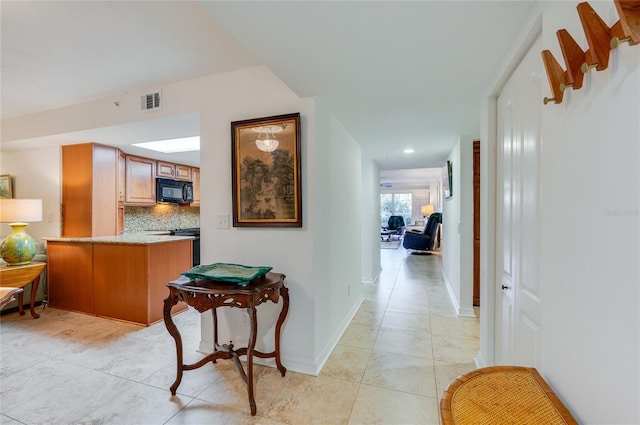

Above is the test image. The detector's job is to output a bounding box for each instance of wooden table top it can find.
[0,261,46,288]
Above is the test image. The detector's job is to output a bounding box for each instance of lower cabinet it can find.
[48,239,191,325]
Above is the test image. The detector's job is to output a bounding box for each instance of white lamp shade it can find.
[0,199,43,223]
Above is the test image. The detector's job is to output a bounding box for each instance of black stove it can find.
[168,227,200,236]
[168,228,200,266]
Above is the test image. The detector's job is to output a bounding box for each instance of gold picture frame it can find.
[0,174,13,198]
[231,113,302,227]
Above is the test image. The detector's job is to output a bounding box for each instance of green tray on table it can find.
[181,263,273,286]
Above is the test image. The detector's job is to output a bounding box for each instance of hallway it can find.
[0,246,479,424]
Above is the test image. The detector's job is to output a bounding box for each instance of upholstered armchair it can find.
[402,212,442,251]
[381,215,405,241]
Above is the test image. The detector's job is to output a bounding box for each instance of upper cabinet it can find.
[125,155,156,205]
[157,161,192,181]
[175,164,192,181]
[157,161,176,179]
[117,150,126,203]
[191,167,200,206]
[61,143,118,237]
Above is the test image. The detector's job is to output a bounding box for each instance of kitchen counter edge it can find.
[43,234,194,245]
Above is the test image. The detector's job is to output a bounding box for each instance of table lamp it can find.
[0,199,43,266]
[421,204,435,219]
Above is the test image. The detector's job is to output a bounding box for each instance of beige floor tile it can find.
[361,284,393,303]
[348,384,440,425]
[164,398,259,424]
[142,357,229,398]
[0,415,20,424]
[362,351,437,398]
[197,363,290,416]
[373,327,433,359]
[338,322,379,349]
[350,301,385,327]
[321,344,370,382]
[263,373,359,425]
[431,333,479,364]
[3,360,138,424]
[433,360,478,401]
[386,295,430,315]
[430,313,479,338]
[380,310,430,332]
[79,383,192,424]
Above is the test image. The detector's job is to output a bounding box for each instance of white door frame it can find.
[477,11,542,368]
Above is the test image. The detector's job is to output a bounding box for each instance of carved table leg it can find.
[29,276,40,319]
[274,286,289,376]
[247,305,258,416]
[163,291,183,395]
[17,291,25,316]
[212,308,220,358]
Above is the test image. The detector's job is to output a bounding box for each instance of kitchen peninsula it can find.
[45,234,193,326]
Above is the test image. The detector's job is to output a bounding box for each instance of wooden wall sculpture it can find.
[542,0,640,105]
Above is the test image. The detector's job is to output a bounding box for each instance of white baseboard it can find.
[474,350,487,369]
[312,295,364,375]
[362,266,382,284]
[197,296,365,377]
[441,271,476,318]
[441,271,460,313]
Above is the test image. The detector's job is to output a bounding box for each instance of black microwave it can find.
[156,178,194,204]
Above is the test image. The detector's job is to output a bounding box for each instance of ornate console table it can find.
[163,272,289,416]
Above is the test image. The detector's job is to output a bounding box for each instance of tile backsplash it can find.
[124,205,200,232]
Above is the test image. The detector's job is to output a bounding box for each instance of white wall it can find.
[0,148,61,241]
[481,2,639,423]
[441,137,475,317]
[361,156,381,284]
[312,102,363,372]
[538,2,639,422]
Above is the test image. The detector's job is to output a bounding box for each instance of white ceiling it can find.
[0,1,536,182]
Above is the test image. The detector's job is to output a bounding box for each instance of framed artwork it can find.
[443,161,453,199]
[0,174,13,198]
[231,113,302,227]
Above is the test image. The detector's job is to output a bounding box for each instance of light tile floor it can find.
[0,247,479,425]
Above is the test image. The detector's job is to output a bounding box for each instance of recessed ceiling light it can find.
[403,148,415,154]
[132,136,200,153]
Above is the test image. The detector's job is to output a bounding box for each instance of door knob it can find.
[501,285,510,290]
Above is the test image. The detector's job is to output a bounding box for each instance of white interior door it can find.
[495,35,542,367]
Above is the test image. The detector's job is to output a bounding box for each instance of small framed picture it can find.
[443,161,453,199]
[231,113,302,227]
[0,174,13,198]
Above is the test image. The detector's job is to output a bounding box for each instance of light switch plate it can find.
[217,214,230,229]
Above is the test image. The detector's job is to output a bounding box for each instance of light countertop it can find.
[44,233,193,245]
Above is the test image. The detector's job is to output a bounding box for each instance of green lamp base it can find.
[0,222,37,266]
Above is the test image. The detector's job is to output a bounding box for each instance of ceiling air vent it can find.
[140,90,162,112]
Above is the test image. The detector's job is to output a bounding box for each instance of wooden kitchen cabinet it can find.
[175,164,192,181]
[117,150,126,234]
[118,150,126,203]
[191,167,200,206]
[61,143,118,237]
[126,155,156,205]
[157,160,176,179]
[157,161,192,181]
